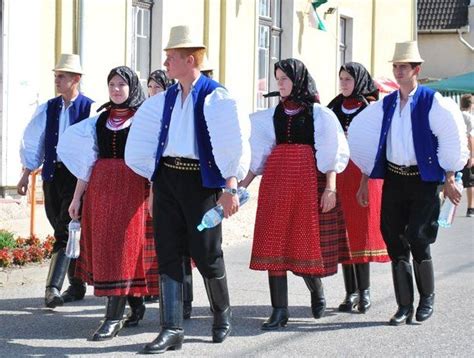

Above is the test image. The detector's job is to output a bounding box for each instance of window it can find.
[257,0,282,109]
[131,1,153,88]
[339,16,353,67]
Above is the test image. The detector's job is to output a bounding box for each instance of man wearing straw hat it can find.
[125,25,250,353]
[18,54,94,309]
[348,41,468,326]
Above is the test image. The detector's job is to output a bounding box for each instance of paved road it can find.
[0,200,473,357]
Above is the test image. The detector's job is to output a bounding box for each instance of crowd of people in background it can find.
[17,24,471,354]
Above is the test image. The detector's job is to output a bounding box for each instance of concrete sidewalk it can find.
[0,189,473,356]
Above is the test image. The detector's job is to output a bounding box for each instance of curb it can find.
[0,261,48,288]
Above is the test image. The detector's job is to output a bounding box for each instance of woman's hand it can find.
[321,189,336,213]
[356,174,370,207]
[68,198,82,220]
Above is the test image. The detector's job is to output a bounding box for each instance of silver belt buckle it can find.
[175,157,181,166]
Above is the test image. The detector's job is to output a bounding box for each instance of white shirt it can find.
[347,90,469,175]
[162,76,200,159]
[56,96,79,162]
[386,86,418,166]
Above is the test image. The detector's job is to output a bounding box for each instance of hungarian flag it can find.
[308,0,328,31]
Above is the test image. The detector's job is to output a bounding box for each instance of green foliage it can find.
[0,230,16,250]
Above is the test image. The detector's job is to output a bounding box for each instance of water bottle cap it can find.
[197,224,205,232]
[455,172,463,180]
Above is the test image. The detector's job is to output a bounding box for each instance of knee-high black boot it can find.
[45,248,70,308]
[338,264,359,312]
[355,263,371,313]
[303,276,326,319]
[204,274,232,343]
[261,274,289,330]
[182,256,193,320]
[124,296,146,327]
[61,258,87,303]
[141,274,184,354]
[389,260,414,326]
[413,259,435,322]
[91,296,126,341]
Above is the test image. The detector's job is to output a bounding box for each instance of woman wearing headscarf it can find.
[57,66,158,341]
[240,58,350,330]
[147,69,175,97]
[327,62,390,314]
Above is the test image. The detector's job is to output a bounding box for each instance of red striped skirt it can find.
[338,160,390,264]
[250,144,350,277]
[76,159,159,296]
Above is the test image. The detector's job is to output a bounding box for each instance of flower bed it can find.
[0,230,55,268]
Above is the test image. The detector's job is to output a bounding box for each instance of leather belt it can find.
[387,162,420,176]
[162,157,200,171]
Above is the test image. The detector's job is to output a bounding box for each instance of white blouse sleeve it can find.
[124,93,165,180]
[204,87,251,181]
[19,103,48,170]
[57,115,100,182]
[429,93,469,172]
[249,107,276,176]
[347,101,385,175]
[313,104,350,173]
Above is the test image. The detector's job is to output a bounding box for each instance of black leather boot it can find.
[413,259,435,322]
[91,296,126,341]
[338,264,359,312]
[45,248,70,308]
[303,276,326,319]
[355,263,371,313]
[61,259,87,303]
[389,260,414,326]
[204,274,232,343]
[141,274,184,354]
[182,256,193,320]
[124,296,146,327]
[261,274,289,330]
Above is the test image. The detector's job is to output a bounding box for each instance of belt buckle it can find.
[399,165,409,174]
[175,157,181,166]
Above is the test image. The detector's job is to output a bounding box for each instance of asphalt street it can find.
[0,199,473,357]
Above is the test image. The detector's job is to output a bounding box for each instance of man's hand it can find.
[217,192,240,218]
[443,172,462,205]
[17,170,32,196]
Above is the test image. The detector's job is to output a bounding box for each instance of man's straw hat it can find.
[52,54,84,74]
[390,41,424,63]
[164,25,206,50]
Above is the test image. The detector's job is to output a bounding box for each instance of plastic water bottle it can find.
[66,219,81,258]
[197,187,250,231]
[438,173,464,228]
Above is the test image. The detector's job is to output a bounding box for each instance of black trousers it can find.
[381,170,442,263]
[43,163,77,252]
[152,163,224,283]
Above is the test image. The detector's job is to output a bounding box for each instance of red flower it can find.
[0,248,13,267]
[12,248,28,265]
[15,237,27,248]
[28,246,44,263]
[42,240,54,259]
[26,235,41,247]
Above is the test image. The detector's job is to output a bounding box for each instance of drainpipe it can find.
[413,0,417,40]
[370,0,376,75]
[458,28,474,51]
[219,0,227,85]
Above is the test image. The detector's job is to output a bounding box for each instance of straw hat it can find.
[390,41,424,63]
[200,56,214,72]
[164,25,206,50]
[53,54,84,74]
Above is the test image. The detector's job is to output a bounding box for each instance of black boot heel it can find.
[389,306,414,326]
[261,307,289,330]
[124,296,146,327]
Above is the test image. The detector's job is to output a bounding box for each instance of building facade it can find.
[0,0,415,196]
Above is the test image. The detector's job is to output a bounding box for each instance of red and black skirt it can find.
[250,144,350,277]
[338,160,390,264]
[76,159,159,297]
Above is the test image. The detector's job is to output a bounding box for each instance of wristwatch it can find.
[224,187,238,195]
